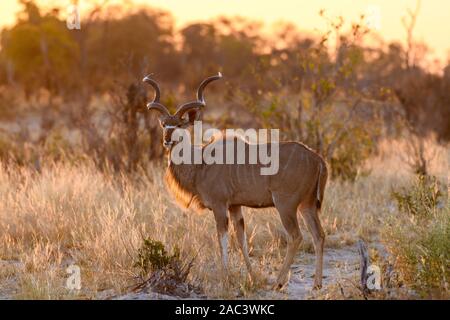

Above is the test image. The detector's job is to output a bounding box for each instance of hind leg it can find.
[300,204,325,289]
[273,194,302,289]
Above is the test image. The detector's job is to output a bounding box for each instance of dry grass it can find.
[0,138,447,299]
[368,136,448,180]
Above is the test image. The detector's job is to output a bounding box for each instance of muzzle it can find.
[163,125,177,149]
[163,141,174,148]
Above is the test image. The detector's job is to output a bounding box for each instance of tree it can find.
[1,0,79,101]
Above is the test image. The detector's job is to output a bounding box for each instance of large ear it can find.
[181,108,202,127]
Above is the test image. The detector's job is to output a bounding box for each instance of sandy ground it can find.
[288,245,360,299]
[0,241,391,300]
[111,243,364,300]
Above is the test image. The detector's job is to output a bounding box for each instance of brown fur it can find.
[144,73,328,289]
[165,163,206,211]
[162,138,328,289]
[316,162,328,210]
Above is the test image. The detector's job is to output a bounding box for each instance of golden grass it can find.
[0,138,447,299]
[367,136,448,179]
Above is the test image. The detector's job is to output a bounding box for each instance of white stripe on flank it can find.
[284,148,294,171]
[282,148,295,180]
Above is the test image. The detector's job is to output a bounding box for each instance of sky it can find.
[1,0,449,64]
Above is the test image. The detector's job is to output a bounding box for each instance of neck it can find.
[165,145,201,209]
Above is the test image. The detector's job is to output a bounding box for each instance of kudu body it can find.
[144,73,328,289]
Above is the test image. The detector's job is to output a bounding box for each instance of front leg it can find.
[229,205,253,278]
[212,205,229,278]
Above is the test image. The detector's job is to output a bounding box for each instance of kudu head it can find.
[143,73,222,148]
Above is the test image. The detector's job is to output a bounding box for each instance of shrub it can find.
[134,238,181,275]
[232,14,383,181]
[327,125,376,181]
[391,175,442,219]
[244,93,381,181]
[384,175,449,298]
[133,238,201,298]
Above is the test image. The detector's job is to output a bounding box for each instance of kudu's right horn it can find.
[142,74,170,116]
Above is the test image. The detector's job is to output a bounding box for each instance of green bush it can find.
[134,238,181,275]
[133,238,200,297]
[384,175,449,298]
[391,175,442,220]
[417,216,450,292]
[327,125,376,181]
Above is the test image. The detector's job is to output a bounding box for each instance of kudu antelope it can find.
[143,73,328,289]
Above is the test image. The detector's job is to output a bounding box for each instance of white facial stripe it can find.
[164,125,177,129]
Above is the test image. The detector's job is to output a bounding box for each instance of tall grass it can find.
[0,139,447,299]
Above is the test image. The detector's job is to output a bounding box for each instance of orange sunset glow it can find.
[0,0,449,303]
[1,0,449,65]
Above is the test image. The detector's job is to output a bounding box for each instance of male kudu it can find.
[143,73,328,289]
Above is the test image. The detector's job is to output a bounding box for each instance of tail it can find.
[315,160,328,210]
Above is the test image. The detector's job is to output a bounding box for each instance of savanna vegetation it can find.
[0,0,448,299]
